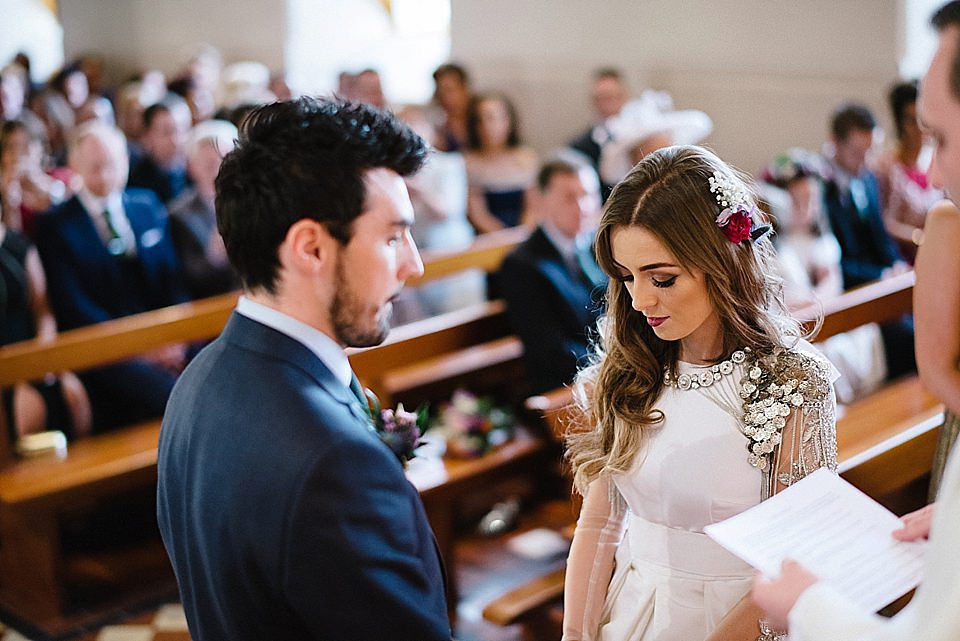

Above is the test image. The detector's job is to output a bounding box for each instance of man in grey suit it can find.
[157,98,451,641]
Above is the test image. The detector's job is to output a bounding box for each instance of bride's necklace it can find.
[662,347,751,390]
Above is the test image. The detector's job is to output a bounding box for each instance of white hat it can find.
[187,119,238,158]
[598,91,713,185]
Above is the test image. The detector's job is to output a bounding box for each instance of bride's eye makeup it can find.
[652,275,678,288]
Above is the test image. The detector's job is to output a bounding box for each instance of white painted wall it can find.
[59,0,286,84]
[450,0,911,174]
[286,0,450,103]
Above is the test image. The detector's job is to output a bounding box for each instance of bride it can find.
[562,145,839,641]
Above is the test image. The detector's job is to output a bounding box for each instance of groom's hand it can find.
[751,559,818,632]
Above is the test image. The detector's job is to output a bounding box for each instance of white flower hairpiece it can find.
[708,170,757,244]
[708,170,753,223]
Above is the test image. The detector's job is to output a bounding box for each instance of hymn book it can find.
[704,468,927,612]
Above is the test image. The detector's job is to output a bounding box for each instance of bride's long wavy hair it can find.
[567,145,800,494]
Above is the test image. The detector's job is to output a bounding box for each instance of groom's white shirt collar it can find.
[236,296,352,388]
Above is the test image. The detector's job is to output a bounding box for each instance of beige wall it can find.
[451,0,905,174]
[56,0,919,174]
[59,0,286,85]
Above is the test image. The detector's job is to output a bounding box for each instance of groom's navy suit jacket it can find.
[157,313,451,641]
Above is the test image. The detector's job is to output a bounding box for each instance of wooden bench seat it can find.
[0,228,531,634]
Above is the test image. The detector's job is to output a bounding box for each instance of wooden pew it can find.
[483,270,938,634]
[0,227,531,634]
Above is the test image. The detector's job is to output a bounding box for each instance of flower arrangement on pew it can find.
[428,389,515,458]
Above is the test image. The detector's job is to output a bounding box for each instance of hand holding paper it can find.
[705,468,927,613]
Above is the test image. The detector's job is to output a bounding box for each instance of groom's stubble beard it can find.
[330,250,393,348]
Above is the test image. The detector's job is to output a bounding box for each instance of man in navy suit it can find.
[498,159,607,394]
[34,121,187,430]
[127,97,192,204]
[822,103,910,289]
[822,104,916,378]
[157,99,450,641]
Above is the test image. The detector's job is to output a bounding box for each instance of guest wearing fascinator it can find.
[597,91,713,187]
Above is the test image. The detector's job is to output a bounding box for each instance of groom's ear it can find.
[279,218,338,276]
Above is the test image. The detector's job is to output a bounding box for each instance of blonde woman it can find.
[563,146,838,641]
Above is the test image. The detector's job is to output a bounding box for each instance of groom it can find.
[157,98,451,641]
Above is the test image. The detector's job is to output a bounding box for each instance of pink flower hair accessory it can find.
[708,170,756,245]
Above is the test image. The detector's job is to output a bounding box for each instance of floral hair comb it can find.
[708,170,760,244]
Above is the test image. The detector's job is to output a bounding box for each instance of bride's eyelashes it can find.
[652,276,678,288]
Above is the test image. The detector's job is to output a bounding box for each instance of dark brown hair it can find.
[465,92,520,150]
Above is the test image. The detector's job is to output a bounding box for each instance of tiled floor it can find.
[0,604,189,641]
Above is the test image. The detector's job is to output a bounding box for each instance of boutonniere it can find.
[363,391,428,466]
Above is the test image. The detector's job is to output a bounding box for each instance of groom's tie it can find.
[348,373,369,411]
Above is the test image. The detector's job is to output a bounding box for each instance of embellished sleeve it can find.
[739,347,839,640]
[562,475,627,641]
[739,346,838,500]
[770,350,838,495]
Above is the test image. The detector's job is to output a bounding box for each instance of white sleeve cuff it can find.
[788,583,884,640]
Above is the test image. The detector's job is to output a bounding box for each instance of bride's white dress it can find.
[563,342,838,641]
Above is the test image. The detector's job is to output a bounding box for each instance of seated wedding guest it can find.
[128,97,193,204]
[1,217,92,442]
[337,70,355,98]
[568,68,629,197]
[761,149,886,404]
[1,63,45,140]
[397,105,483,316]
[168,119,239,299]
[432,63,472,152]
[114,81,149,161]
[183,44,222,101]
[0,120,73,236]
[497,159,605,394]
[269,73,292,102]
[352,68,387,110]
[33,121,188,430]
[822,103,908,288]
[29,87,75,166]
[598,91,713,187]
[168,74,217,126]
[753,7,960,637]
[464,92,538,233]
[75,94,116,126]
[220,61,275,111]
[76,53,107,98]
[875,80,943,260]
[49,62,89,118]
[760,150,841,308]
[822,103,916,380]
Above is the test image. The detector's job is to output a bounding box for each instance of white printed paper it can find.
[704,468,927,612]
